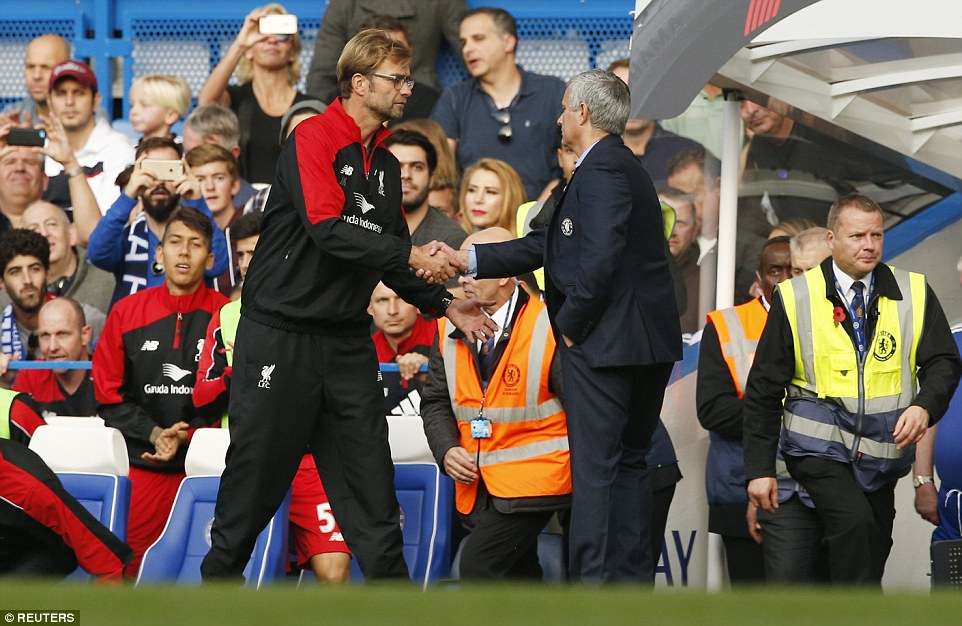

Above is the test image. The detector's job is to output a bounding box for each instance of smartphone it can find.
[7,128,46,147]
[141,159,184,181]
[259,14,298,36]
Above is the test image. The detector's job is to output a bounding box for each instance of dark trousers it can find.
[757,494,829,583]
[459,498,555,581]
[560,342,673,583]
[722,535,765,585]
[785,455,896,585]
[650,483,676,577]
[201,318,407,581]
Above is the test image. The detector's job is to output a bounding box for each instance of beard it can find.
[142,190,180,223]
[402,186,429,213]
[10,285,44,313]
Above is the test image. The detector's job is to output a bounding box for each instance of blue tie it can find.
[851,281,866,357]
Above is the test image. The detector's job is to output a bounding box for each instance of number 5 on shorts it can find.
[316,503,336,533]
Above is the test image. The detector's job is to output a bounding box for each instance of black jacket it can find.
[421,288,568,514]
[241,98,449,336]
[742,259,962,481]
[474,134,681,368]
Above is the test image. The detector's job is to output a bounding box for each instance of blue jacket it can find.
[87,193,229,305]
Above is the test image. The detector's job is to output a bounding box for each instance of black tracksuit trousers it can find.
[201,317,408,581]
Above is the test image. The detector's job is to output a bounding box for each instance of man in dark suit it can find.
[427,69,682,582]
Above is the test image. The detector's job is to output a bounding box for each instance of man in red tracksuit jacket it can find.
[0,389,132,579]
[94,206,229,577]
[200,30,496,582]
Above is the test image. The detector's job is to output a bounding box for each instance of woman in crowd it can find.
[198,3,310,184]
[458,158,524,234]
[393,118,460,221]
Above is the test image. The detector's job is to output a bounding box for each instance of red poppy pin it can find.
[832,306,846,325]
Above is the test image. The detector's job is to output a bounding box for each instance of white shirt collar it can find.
[832,260,873,301]
[760,294,771,312]
[574,137,604,169]
[476,285,519,350]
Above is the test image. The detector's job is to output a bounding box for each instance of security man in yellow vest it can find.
[421,227,571,580]
[744,194,962,584]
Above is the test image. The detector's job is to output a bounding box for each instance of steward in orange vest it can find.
[421,241,571,580]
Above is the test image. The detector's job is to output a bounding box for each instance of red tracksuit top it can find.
[93,284,229,472]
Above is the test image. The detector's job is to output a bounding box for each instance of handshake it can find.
[409,241,469,284]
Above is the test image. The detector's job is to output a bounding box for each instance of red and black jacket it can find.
[93,284,229,472]
[14,369,98,418]
[241,98,450,336]
[3,391,46,446]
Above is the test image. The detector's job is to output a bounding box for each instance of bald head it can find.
[459,228,517,309]
[790,227,831,275]
[25,35,70,106]
[461,226,516,249]
[37,297,91,367]
[22,200,76,267]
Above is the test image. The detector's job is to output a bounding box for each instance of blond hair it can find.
[236,3,302,86]
[459,158,525,234]
[393,118,458,190]
[130,74,191,117]
[336,29,411,99]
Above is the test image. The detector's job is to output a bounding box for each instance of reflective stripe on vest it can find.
[0,388,16,440]
[217,299,243,429]
[707,299,766,398]
[705,300,812,506]
[778,265,925,491]
[439,297,571,515]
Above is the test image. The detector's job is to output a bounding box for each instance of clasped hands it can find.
[409,241,468,284]
[143,422,190,464]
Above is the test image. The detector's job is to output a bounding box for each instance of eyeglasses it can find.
[370,72,415,91]
[492,108,512,143]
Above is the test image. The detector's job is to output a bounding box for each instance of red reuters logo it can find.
[743,0,782,36]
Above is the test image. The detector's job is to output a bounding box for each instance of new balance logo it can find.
[259,364,275,389]
[354,193,375,214]
[141,340,159,351]
[340,165,354,176]
[162,363,193,382]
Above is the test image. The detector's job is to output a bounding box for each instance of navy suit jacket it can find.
[475,134,682,368]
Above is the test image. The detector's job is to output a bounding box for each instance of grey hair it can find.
[566,69,629,135]
[790,226,831,259]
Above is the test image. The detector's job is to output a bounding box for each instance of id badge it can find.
[470,417,492,439]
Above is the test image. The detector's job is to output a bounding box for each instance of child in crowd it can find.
[185,144,242,295]
[129,74,191,139]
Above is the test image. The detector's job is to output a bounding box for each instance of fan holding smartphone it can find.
[198,3,312,185]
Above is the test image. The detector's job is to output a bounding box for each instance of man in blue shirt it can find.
[431,7,566,200]
[86,136,228,306]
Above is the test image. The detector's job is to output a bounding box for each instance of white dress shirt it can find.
[476,285,520,353]
[832,260,874,312]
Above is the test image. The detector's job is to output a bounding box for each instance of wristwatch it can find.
[913,475,934,488]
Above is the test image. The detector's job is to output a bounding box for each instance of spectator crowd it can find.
[0,1,960,588]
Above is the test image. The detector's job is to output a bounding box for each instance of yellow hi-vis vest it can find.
[778,264,925,491]
[0,387,18,440]
[438,296,571,515]
[217,299,242,429]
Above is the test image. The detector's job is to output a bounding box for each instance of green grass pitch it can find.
[2,583,962,626]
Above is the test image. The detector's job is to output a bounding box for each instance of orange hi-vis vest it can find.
[706,298,768,398]
[438,296,571,515]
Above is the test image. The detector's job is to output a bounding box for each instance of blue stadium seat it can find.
[136,429,290,587]
[136,477,290,587]
[324,463,451,589]
[28,420,131,581]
